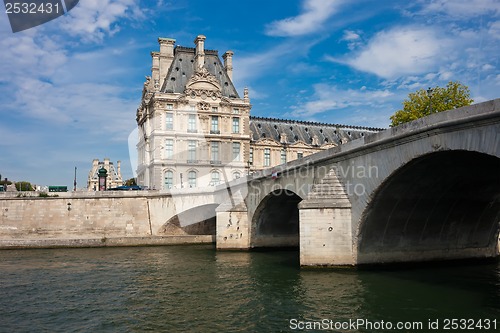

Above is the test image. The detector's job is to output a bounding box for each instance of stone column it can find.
[298,168,355,266]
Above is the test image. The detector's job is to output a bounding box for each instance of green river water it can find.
[0,245,498,332]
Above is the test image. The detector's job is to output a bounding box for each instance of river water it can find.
[0,245,498,332]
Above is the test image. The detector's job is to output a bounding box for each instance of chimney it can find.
[117,160,121,178]
[244,87,250,103]
[151,51,160,91]
[223,50,234,81]
[194,35,206,70]
[158,37,176,89]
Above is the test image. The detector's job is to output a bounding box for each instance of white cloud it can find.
[420,0,499,17]
[0,29,138,139]
[232,38,319,85]
[341,29,363,50]
[438,71,453,80]
[330,26,451,79]
[290,84,395,118]
[488,20,500,39]
[482,64,495,71]
[11,78,137,137]
[342,30,360,41]
[0,32,67,81]
[58,0,143,42]
[265,0,344,37]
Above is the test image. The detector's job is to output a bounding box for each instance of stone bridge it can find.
[4,100,497,265]
[208,99,500,266]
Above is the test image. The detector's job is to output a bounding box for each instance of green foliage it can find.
[15,181,34,191]
[125,178,137,186]
[390,81,473,127]
[38,192,58,198]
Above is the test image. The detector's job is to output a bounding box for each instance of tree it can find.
[15,181,34,191]
[125,178,137,186]
[390,81,473,127]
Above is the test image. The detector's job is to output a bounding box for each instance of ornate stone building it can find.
[136,35,382,190]
[87,158,123,191]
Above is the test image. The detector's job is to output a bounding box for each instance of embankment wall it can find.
[0,192,214,248]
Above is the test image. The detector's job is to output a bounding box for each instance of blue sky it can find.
[0,0,498,188]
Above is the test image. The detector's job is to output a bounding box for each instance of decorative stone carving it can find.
[153,101,163,109]
[197,102,211,111]
[184,67,222,99]
[280,133,287,144]
[312,135,319,146]
[177,95,189,105]
[136,107,143,121]
[244,87,249,102]
[192,67,219,85]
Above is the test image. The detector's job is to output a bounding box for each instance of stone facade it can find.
[248,117,382,172]
[136,35,382,190]
[87,158,123,191]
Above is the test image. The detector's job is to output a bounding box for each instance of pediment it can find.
[184,68,222,100]
[321,142,338,149]
[254,138,281,146]
[185,67,221,91]
[289,141,310,148]
[188,80,220,91]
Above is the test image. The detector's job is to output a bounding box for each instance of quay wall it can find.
[0,191,215,248]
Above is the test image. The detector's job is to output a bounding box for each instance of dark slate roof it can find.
[90,162,121,181]
[249,116,385,146]
[161,46,240,98]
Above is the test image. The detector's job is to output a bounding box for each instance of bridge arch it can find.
[357,150,500,264]
[159,203,218,235]
[251,189,303,248]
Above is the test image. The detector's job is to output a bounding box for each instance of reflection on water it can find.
[0,246,498,332]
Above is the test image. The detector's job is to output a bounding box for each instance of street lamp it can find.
[73,166,77,191]
[427,87,433,115]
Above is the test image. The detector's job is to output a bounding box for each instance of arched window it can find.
[233,172,241,180]
[188,171,197,188]
[164,170,174,189]
[210,171,220,186]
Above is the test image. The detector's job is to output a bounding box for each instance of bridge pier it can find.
[216,199,250,250]
[298,169,355,266]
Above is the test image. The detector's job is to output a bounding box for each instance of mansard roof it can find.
[89,161,121,181]
[161,46,240,98]
[249,116,384,146]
